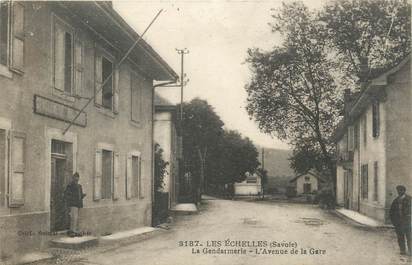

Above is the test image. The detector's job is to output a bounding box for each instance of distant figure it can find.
[389,185,411,256]
[64,172,86,237]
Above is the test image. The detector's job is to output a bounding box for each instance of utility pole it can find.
[176,48,189,122]
[262,148,265,171]
[175,48,191,201]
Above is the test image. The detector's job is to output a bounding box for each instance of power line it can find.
[62,9,164,135]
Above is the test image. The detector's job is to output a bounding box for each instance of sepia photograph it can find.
[0,0,410,264]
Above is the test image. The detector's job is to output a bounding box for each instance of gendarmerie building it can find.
[0,1,177,258]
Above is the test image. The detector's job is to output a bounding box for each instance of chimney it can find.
[359,56,369,89]
[343,89,352,118]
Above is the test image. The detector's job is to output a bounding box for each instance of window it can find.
[101,150,113,199]
[0,129,5,207]
[304,176,310,181]
[95,50,119,113]
[53,16,74,94]
[131,72,142,123]
[362,114,367,146]
[354,123,360,149]
[372,100,380,138]
[94,146,120,200]
[0,1,24,73]
[0,1,8,66]
[361,164,368,200]
[126,152,141,199]
[373,161,378,201]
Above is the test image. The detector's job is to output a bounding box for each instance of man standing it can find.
[390,185,411,256]
[64,172,86,237]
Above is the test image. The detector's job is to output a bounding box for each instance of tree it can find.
[178,98,224,197]
[321,0,411,85]
[245,2,342,186]
[154,143,169,192]
[211,130,260,185]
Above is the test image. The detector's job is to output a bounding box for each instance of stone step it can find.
[49,236,98,250]
[170,203,198,215]
[99,226,160,247]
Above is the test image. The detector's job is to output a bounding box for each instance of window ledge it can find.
[0,65,13,79]
[130,119,144,128]
[52,89,76,103]
[95,105,117,119]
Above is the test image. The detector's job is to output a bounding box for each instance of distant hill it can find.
[259,148,295,192]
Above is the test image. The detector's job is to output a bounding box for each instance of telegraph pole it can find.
[175,48,191,201]
[176,48,189,121]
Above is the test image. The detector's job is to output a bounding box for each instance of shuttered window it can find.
[0,129,6,207]
[9,131,26,207]
[361,164,368,200]
[131,72,142,122]
[373,161,378,201]
[126,152,141,199]
[0,1,9,66]
[95,49,119,113]
[53,16,74,94]
[0,1,24,73]
[372,100,380,138]
[94,147,120,200]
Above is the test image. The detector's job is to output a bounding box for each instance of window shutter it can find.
[113,67,119,114]
[94,149,102,200]
[10,2,24,73]
[8,131,25,207]
[74,38,84,97]
[94,53,103,106]
[112,151,120,200]
[54,22,65,91]
[347,126,354,151]
[126,153,132,199]
[138,157,143,198]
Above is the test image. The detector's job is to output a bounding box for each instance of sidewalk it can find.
[334,208,393,229]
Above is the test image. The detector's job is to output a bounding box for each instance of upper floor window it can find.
[362,114,367,146]
[53,16,74,94]
[372,100,380,138]
[95,48,119,113]
[0,1,9,66]
[0,1,24,74]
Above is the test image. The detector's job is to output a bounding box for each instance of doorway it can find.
[344,169,353,209]
[50,140,72,232]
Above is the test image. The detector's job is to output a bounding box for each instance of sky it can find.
[114,0,325,150]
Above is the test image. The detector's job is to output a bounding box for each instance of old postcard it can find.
[0,0,410,264]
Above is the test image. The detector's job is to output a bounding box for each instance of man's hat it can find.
[396,185,406,191]
[73,172,80,178]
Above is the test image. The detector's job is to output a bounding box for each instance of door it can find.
[344,169,353,209]
[50,157,70,232]
[303,183,311,194]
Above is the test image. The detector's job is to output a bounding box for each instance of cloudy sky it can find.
[114,0,325,150]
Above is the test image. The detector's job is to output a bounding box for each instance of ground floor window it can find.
[361,164,368,199]
[373,161,378,201]
[101,149,113,199]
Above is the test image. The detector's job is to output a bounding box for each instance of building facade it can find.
[334,56,411,223]
[154,93,180,208]
[0,1,177,259]
[289,170,321,195]
[234,172,262,197]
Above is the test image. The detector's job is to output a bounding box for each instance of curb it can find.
[331,209,393,230]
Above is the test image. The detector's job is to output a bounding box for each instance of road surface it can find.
[57,198,410,265]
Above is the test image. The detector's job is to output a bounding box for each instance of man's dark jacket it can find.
[64,182,85,208]
[389,194,411,230]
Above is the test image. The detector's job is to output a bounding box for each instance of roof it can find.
[56,1,178,81]
[154,93,176,112]
[289,169,325,183]
[332,55,411,142]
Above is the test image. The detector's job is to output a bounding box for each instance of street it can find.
[63,198,409,265]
